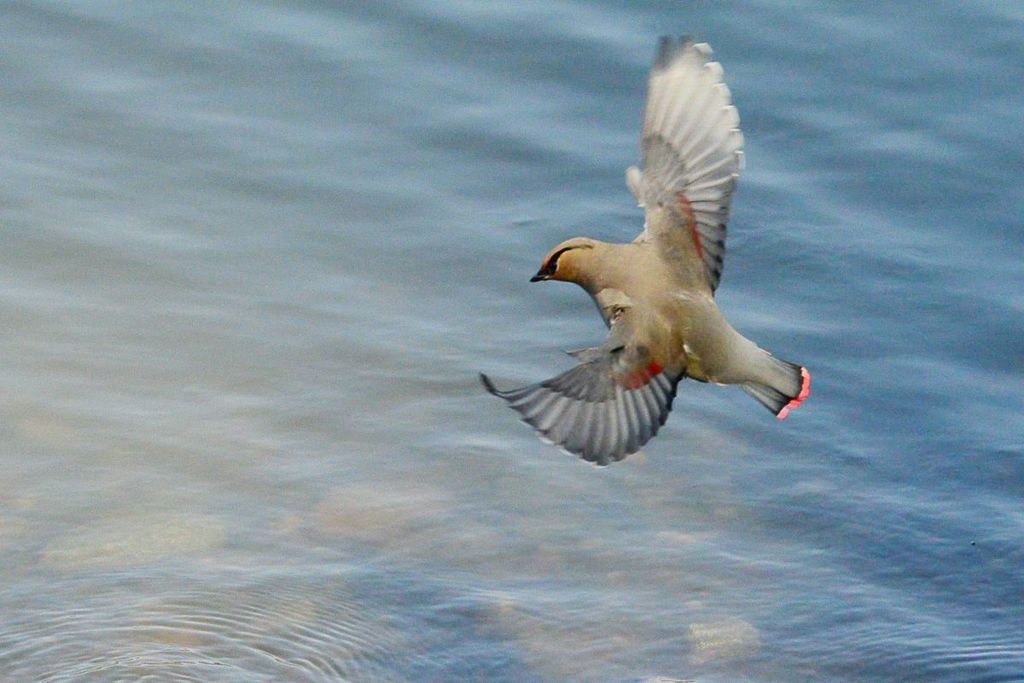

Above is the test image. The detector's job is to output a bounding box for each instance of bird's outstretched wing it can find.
[481,311,682,465]
[626,37,744,293]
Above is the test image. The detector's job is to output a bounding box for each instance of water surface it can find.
[1,1,1022,681]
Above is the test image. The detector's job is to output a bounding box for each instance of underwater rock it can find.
[41,512,226,571]
[687,617,760,664]
[312,482,452,543]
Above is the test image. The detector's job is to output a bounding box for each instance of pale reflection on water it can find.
[2,409,767,679]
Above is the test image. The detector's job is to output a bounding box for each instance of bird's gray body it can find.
[483,37,810,465]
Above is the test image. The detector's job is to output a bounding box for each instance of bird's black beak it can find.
[529,272,546,282]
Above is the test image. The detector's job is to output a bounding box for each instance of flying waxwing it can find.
[481,37,811,465]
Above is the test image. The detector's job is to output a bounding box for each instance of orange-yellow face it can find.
[530,238,595,283]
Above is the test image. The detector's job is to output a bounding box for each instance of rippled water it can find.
[1,1,1022,681]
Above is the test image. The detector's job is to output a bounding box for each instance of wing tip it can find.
[654,36,673,69]
[479,372,501,397]
[654,35,699,70]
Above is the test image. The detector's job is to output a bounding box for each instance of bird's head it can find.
[530,238,598,284]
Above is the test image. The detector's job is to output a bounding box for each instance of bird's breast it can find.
[658,293,727,381]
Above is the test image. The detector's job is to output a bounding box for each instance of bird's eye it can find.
[542,247,573,276]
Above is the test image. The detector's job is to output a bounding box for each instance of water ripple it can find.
[0,572,409,682]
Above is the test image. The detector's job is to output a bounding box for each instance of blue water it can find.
[1,1,1022,681]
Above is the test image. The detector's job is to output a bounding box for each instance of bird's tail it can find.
[740,354,810,419]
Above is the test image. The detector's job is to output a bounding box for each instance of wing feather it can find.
[481,311,682,465]
[483,367,680,465]
[630,37,743,293]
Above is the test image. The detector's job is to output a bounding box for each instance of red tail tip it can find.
[776,367,811,420]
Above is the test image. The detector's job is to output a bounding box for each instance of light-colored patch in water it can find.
[312,482,453,543]
[623,449,648,465]
[789,479,837,496]
[0,515,31,551]
[16,414,81,448]
[482,592,653,681]
[654,530,715,546]
[712,505,741,520]
[687,616,761,665]
[1,494,38,511]
[270,511,304,534]
[627,422,749,523]
[40,512,227,571]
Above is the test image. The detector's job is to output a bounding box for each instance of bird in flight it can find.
[482,37,810,466]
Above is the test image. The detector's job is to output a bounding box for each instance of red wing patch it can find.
[618,362,664,390]
[676,192,702,260]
